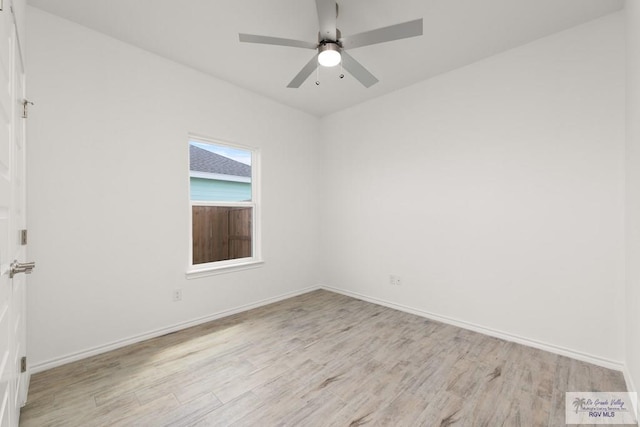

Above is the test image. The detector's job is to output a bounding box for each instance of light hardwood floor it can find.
[20,290,631,426]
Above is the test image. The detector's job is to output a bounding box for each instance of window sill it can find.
[186,259,264,279]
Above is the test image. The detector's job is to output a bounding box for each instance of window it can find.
[187,136,261,276]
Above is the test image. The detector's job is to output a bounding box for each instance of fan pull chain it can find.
[315,63,320,86]
[339,59,344,80]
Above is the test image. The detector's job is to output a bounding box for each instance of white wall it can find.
[25,5,630,374]
[320,13,626,365]
[625,0,640,394]
[25,8,321,369]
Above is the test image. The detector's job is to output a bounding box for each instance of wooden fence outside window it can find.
[192,206,252,264]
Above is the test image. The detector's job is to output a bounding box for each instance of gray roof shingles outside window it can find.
[189,144,251,178]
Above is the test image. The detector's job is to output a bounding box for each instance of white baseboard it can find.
[30,285,321,374]
[623,365,639,416]
[624,365,638,393]
[320,285,625,372]
[32,283,627,379]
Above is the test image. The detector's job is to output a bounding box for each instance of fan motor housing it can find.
[318,42,341,54]
[319,28,342,45]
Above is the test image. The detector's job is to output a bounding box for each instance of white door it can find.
[0,1,30,426]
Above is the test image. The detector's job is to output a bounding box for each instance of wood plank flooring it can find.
[19,290,632,426]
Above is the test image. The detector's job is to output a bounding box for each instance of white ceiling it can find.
[27,0,624,117]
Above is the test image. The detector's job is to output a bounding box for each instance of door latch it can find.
[9,260,35,278]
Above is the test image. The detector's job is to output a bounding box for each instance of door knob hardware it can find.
[9,260,35,278]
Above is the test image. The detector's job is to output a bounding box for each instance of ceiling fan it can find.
[239,0,423,88]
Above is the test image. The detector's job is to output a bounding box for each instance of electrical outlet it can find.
[389,275,401,286]
[173,289,182,302]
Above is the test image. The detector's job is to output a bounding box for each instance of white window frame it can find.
[186,134,262,278]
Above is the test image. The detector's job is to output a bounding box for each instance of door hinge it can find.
[20,356,26,373]
[22,99,33,119]
[20,229,27,245]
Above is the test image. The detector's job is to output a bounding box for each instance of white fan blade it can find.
[239,34,317,50]
[315,0,337,41]
[287,54,320,88]
[341,51,378,88]
[340,19,423,50]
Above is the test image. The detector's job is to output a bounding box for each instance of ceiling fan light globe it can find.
[318,44,341,67]
[318,49,341,67]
